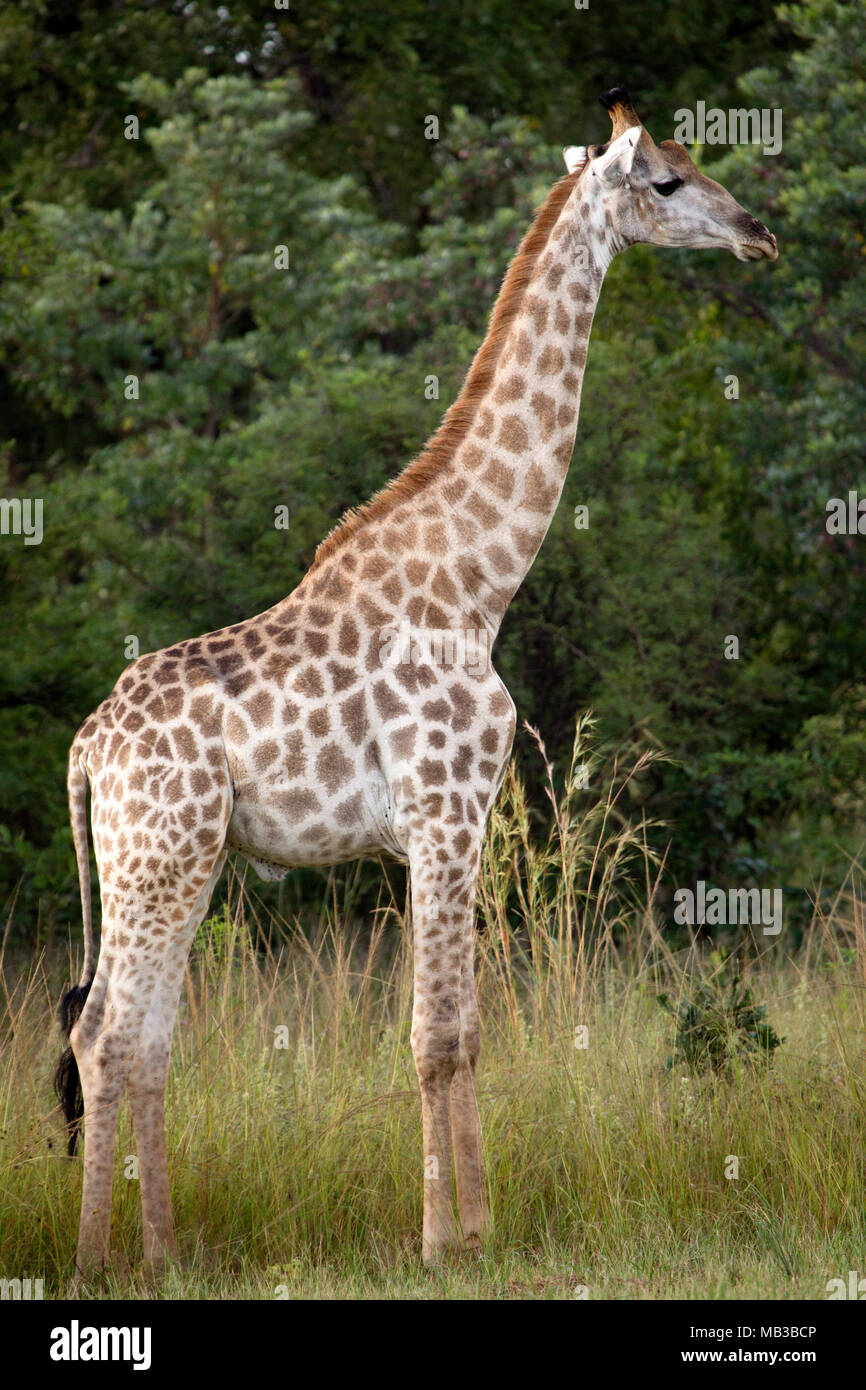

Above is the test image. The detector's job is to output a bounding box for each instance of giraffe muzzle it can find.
[736,218,778,262]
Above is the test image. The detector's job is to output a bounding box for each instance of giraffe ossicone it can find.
[55,87,777,1277]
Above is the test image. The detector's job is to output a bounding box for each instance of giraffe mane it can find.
[310,166,584,570]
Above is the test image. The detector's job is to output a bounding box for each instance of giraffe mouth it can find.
[733,222,778,262]
[735,235,778,262]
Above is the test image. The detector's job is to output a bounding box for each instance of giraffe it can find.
[55,88,777,1277]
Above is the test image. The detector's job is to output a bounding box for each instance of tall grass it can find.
[1,720,864,1299]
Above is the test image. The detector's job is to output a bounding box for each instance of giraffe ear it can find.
[590,126,642,186]
[563,146,588,175]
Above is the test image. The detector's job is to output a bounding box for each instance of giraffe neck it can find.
[306,173,616,654]
[432,178,613,639]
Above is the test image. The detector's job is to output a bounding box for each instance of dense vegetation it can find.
[1,0,864,937]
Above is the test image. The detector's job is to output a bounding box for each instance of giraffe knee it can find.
[411,995,461,1083]
[128,1043,170,1098]
[72,1022,137,1101]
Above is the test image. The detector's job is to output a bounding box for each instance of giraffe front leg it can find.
[414,1033,459,1262]
[451,947,488,1253]
[128,1041,177,1272]
[446,835,487,1253]
[409,847,462,1262]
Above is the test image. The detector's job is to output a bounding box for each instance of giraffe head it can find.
[564,87,777,263]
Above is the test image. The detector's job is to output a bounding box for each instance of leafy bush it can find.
[657,951,784,1075]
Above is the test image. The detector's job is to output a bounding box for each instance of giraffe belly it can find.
[225,779,398,871]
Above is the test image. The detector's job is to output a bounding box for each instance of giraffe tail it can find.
[54,740,95,1156]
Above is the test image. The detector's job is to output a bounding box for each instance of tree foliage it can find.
[0,0,863,936]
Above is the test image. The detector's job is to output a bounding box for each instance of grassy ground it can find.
[2,725,865,1300]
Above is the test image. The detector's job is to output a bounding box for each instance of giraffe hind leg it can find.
[70,852,227,1280]
[127,851,227,1271]
[69,962,132,1280]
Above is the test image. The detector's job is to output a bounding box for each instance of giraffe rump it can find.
[54,981,92,1156]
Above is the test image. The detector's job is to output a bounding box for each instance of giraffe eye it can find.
[652,177,683,197]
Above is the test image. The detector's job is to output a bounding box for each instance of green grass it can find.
[1,722,865,1299]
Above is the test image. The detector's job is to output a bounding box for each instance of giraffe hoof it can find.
[422,1231,459,1265]
[71,1259,111,1295]
[142,1253,176,1283]
[422,1244,447,1266]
